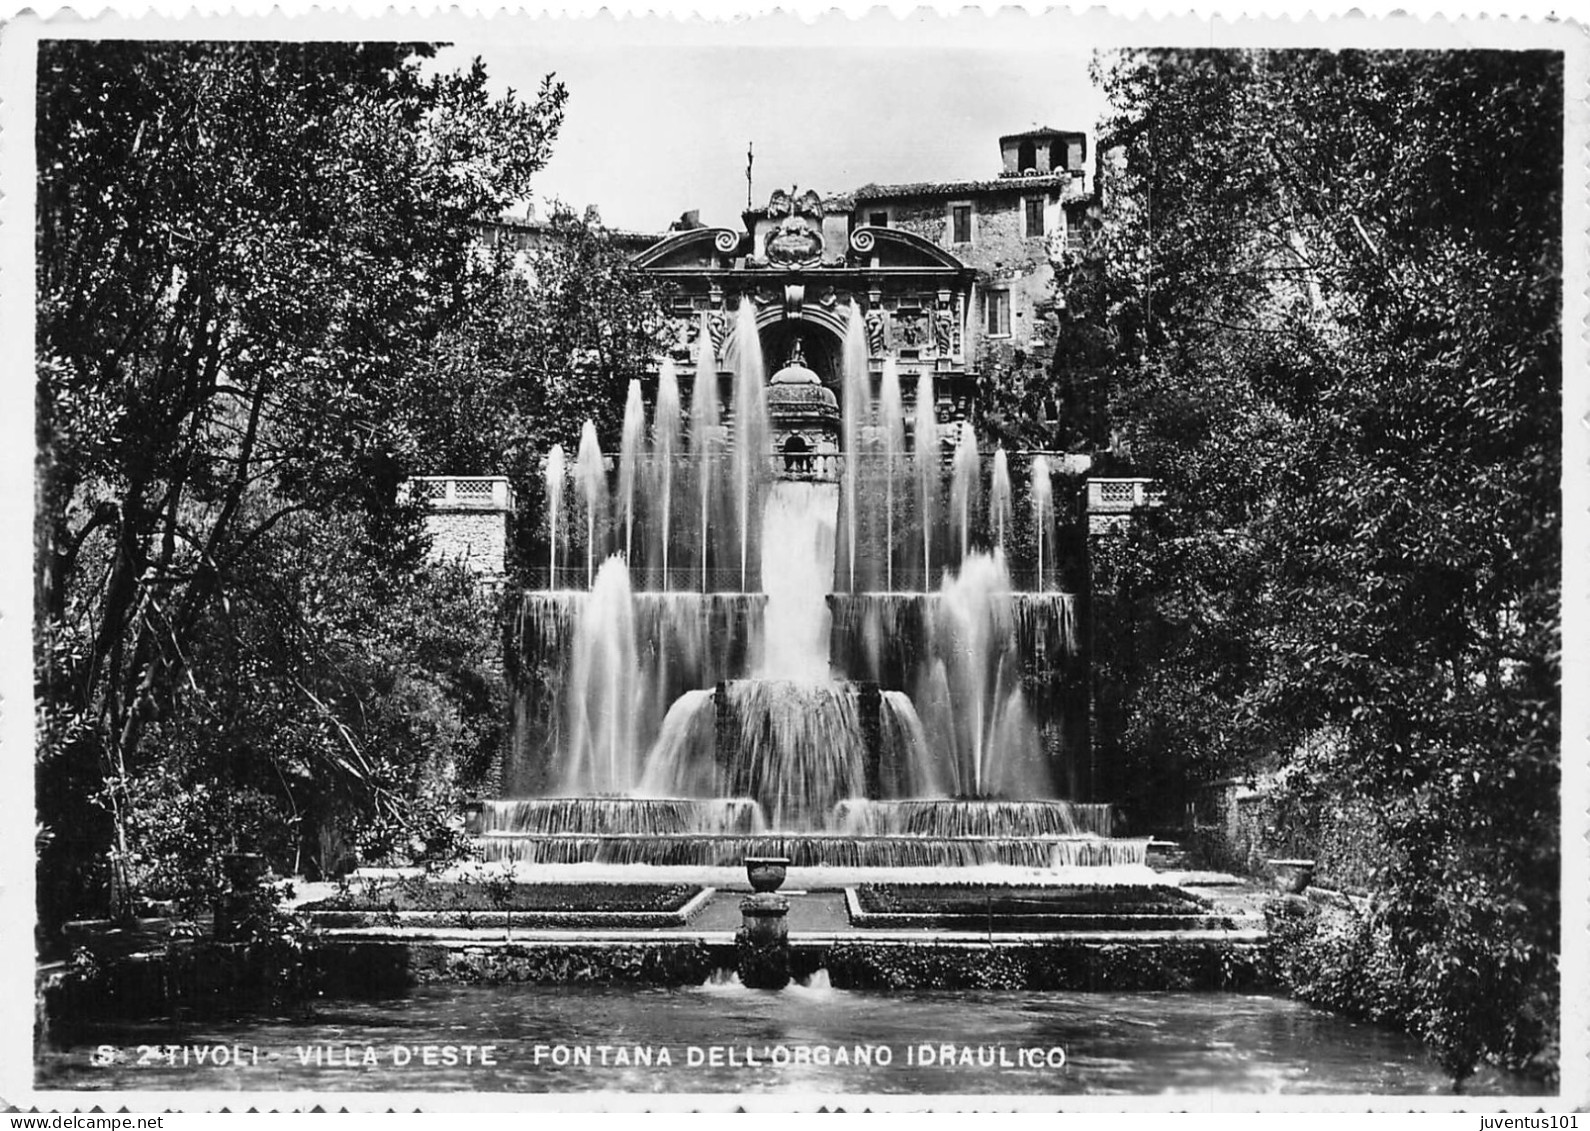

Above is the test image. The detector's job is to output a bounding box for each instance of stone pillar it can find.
[857,681,883,799]
[714,680,735,775]
[735,894,791,990]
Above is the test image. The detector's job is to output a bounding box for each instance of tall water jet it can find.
[913,371,938,591]
[877,358,905,591]
[543,444,566,589]
[730,299,769,592]
[1030,455,1053,591]
[618,378,645,566]
[574,420,608,590]
[990,447,1012,554]
[841,303,869,592]
[653,359,682,589]
[560,557,642,794]
[689,315,721,592]
[918,553,1048,799]
[950,420,981,563]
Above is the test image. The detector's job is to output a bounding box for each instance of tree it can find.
[1087,49,1561,1081]
[35,40,567,925]
[410,207,672,575]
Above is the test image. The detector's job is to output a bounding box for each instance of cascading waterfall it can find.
[502,290,1107,867]
[832,798,1114,839]
[637,688,719,800]
[716,681,869,830]
[759,480,835,681]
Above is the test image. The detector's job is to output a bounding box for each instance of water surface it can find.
[37,980,1545,1096]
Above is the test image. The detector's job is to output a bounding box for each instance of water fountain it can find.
[485,302,1134,868]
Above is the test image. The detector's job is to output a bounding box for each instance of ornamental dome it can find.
[770,359,823,387]
[766,341,839,421]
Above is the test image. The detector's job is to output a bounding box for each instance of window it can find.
[1025,197,1045,238]
[951,204,972,244]
[1049,139,1066,172]
[868,211,888,228]
[985,290,1011,337]
[1017,140,1036,171]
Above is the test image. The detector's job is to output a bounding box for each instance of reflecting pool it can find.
[37,979,1545,1096]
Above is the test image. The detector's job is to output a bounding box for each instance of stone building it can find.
[628,126,1096,453]
[850,127,1092,381]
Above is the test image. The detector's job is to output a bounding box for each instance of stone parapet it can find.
[1082,477,1162,536]
[404,476,514,583]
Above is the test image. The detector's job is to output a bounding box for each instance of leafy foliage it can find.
[35,41,566,928]
[1086,48,1561,1082]
[411,208,672,573]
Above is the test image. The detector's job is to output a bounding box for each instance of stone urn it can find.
[1269,859,1317,895]
[745,856,790,894]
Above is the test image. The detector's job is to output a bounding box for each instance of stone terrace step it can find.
[472,833,1152,869]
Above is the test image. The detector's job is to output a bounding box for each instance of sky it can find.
[431,19,1110,234]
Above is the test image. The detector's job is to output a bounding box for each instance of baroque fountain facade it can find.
[470,190,1144,870]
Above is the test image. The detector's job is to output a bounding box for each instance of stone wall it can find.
[884,194,1063,380]
[1191,779,1392,894]
[425,510,508,577]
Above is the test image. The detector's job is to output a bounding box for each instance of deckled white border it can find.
[1,4,1584,1115]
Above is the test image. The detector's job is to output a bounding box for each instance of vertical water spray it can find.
[877,358,905,592]
[841,303,869,592]
[561,557,641,794]
[731,299,769,592]
[690,315,720,592]
[1030,455,1053,592]
[653,359,681,590]
[543,444,566,589]
[990,447,1012,555]
[918,553,1048,799]
[950,421,980,564]
[913,371,938,591]
[575,420,608,590]
[619,379,644,567]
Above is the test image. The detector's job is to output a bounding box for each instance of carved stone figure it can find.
[895,309,926,348]
[933,308,955,355]
[865,309,887,355]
